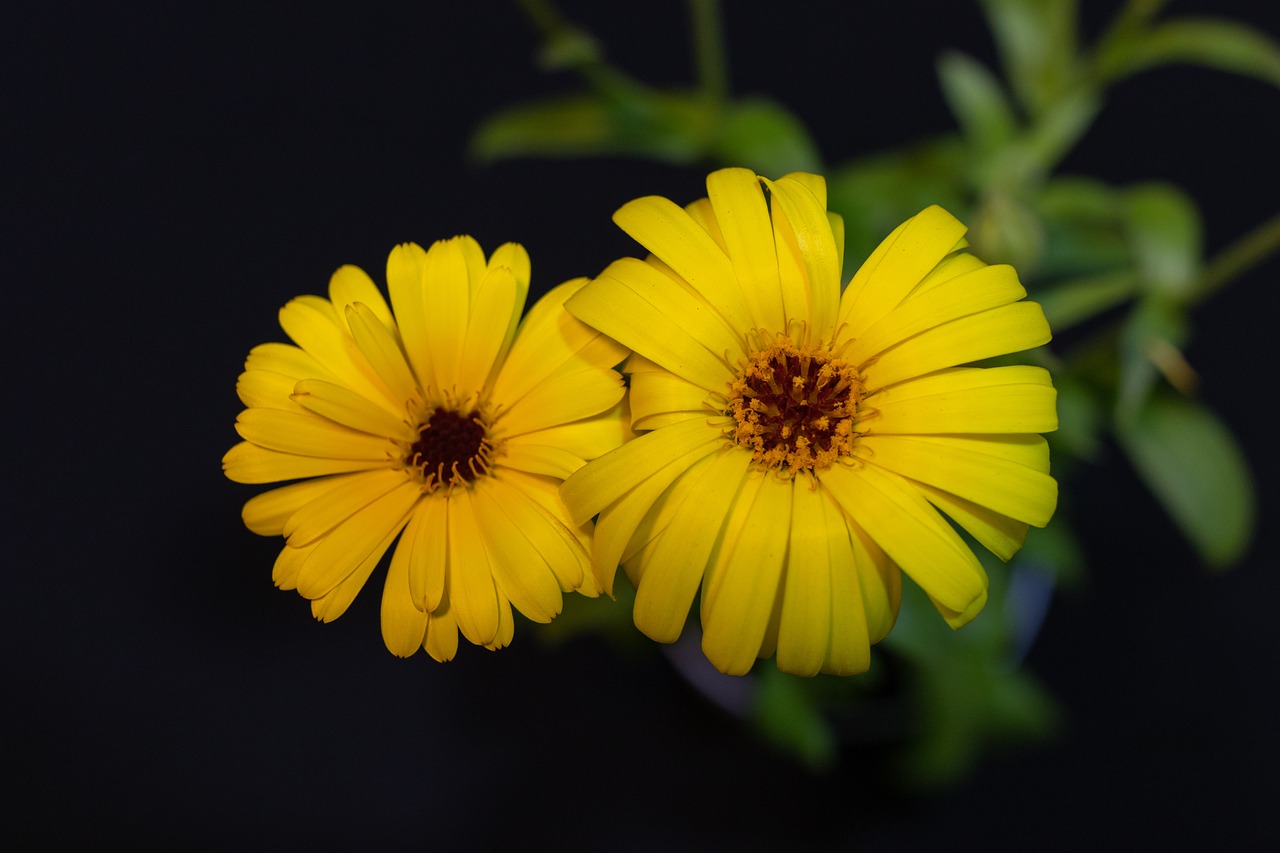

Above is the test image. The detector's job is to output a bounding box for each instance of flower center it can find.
[726,336,864,475]
[407,408,495,492]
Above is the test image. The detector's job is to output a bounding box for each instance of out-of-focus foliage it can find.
[481,0,1280,784]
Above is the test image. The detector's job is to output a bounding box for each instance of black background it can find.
[7,1,1279,849]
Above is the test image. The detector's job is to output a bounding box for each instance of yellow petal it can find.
[700,470,791,675]
[820,462,987,617]
[707,168,785,332]
[863,302,1052,388]
[560,417,724,526]
[484,242,532,384]
[819,506,874,675]
[564,266,735,392]
[421,237,472,392]
[311,511,409,623]
[236,369,307,412]
[861,365,1057,434]
[838,205,969,339]
[629,366,711,431]
[328,264,394,331]
[272,540,315,590]
[507,401,631,463]
[345,302,420,411]
[235,407,396,460]
[386,242,433,393]
[277,295,387,402]
[381,523,428,657]
[470,480,564,622]
[491,278,627,410]
[222,441,386,485]
[632,447,752,643]
[845,263,1027,363]
[241,476,351,536]
[399,495,447,612]
[291,378,414,439]
[589,440,725,595]
[917,482,1030,561]
[775,481,836,677]
[849,520,900,645]
[284,468,409,547]
[496,468,594,594]
[494,367,624,438]
[768,174,841,339]
[447,489,500,646]
[295,480,419,601]
[423,596,460,662]
[612,194,753,331]
[456,263,519,398]
[857,434,1058,527]
[485,589,516,651]
[244,342,336,383]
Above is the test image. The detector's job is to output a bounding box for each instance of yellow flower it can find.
[560,168,1058,677]
[223,237,629,660]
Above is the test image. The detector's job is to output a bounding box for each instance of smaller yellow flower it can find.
[224,237,629,659]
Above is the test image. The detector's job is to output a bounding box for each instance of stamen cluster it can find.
[406,408,495,492]
[727,337,864,475]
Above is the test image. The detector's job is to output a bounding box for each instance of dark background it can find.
[6,1,1279,848]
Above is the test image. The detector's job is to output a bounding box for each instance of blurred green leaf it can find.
[712,97,822,176]
[937,50,1019,155]
[1096,17,1280,87]
[1125,183,1203,299]
[1115,393,1256,568]
[750,663,838,772]
[970,192,1045,271]
[1035,176,1129,278]
[1116,293,1189,417]
[979,0,1080,115]
[1015,88,1101,180]
[1035,270,1137,331]
[471,92,709,163]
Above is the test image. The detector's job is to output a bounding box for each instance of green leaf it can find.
[1116,293,1188,418]
[1035,270,1138,333]
[979,0,1080,115]
[937,50,1019,154]
[1096,17,1280,87]
[712,97,822,176]
[470,92,709,164]
[1034,176,1129,278]
[1115,393,1256,568]
[1125,183,1203,299]
[969,192,1045,271]
[749,663,838,772]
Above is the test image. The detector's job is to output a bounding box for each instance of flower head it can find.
[224,237,629,659]
[560,168,1058,676]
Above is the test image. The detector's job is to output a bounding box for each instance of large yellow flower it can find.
[223,237,629,660]
[560,168,1058,677]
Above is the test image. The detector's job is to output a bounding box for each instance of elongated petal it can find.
[241,476,352,536]
[838,205,968,339]
[244,342,337,383]
[633,448,751,643]
[423,595,459,662]
[234,408,396,460]
[495,367,624,437]
[776,480,834,677]
[612,195,753,332]
[821,505,873,675]
[849,520,900,645]
[456,263,519,398]
[273,540,315,591]
[291,378,414,439]
[386,242,433,393]
[404,495,448,612]
[236,369,307,412]
[863,302,1051,388]
[420,237,472,392]
[278,295,389,404]
[857,434,1058,526]
[222,441,387,484]
[700,470,792,675]
[565,268,734,392]
[295,479,419,600]
[345,302,420,410]
[471,481,563,622]
[381,522,429,657]
[768,174,841,339]
[284,468,408,547]
[447,489,500,646]
[506,402,631,464]
[820,463,987,617]
[917,483,1030,561]
[497,468,594,594]
[560,417,724,526]
[311,511,409,623]
[630,367,712,431]
[329,264,394,331]
[861,365,1057,434]
[707,168,785,332]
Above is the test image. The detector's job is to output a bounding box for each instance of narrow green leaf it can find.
[1125,183,1202,299]
[1115,393,1256,568]
[470,93,708,164]
[979,0,1080,115]
[1116,294,1188,418]
[712,97,822,176]
[1097,17,1280,87]
[937,50,1020,153]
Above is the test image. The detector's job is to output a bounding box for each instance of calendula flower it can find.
[560,168,1057,676]
[223,237,629,660]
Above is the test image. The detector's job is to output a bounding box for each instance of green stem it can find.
[514,0,641,98]
[689,0,728,108]
[1195,211,1280,304]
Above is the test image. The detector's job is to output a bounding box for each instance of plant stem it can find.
[1195,211,1280,304]
[689,0,728,108]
